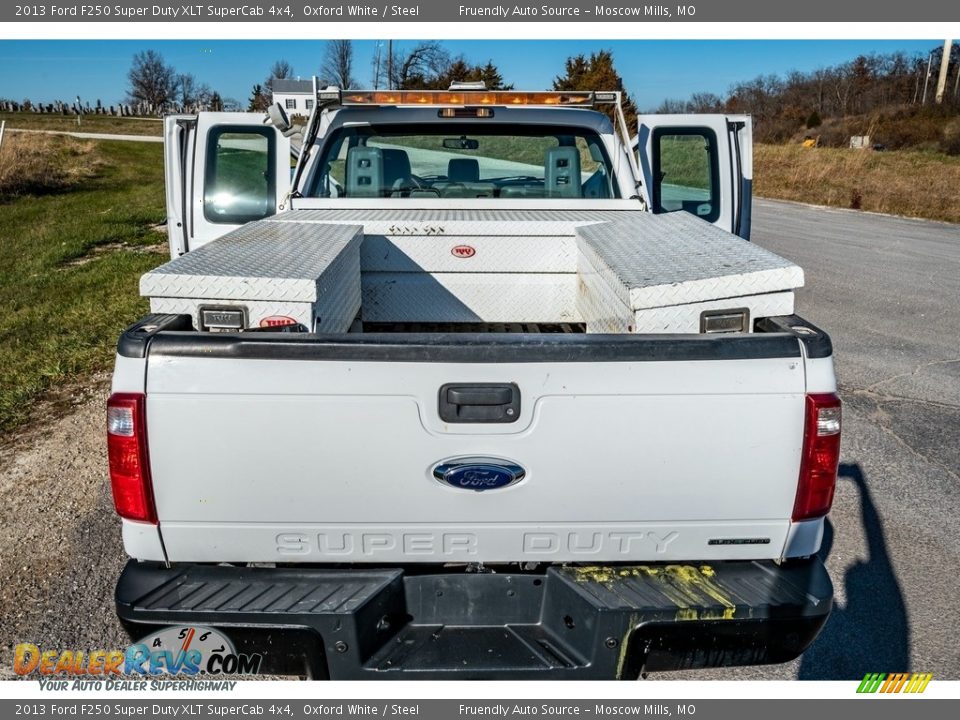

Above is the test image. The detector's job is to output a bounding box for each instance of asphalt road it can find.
[671,199,960,680]
[0,198,957,680]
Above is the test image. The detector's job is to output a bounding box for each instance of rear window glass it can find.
[204,126,276,224]
[309,124,618,200]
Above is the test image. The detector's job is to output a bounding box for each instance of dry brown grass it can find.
[755,144,960,224]
[0,133,103,198]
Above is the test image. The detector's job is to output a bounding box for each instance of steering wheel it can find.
[391,174,426,196]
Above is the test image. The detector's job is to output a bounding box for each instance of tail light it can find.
[107,393,156,524]
[793,393,842,521]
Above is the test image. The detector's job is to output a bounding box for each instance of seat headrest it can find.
[381,148,412,187]
[545,146,581,198]
[345,146,382,197]
[447,158,480,183]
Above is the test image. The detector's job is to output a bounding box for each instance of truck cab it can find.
[164,87,752,254]
[110,86,837,679]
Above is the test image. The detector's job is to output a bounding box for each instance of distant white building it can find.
[270,78,314,114]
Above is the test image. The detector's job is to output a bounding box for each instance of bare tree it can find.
[321,40,354,89]
[196,83,215,110]
[127,50,177,112]
[688,92,723,113]
[176,73,198,109]
[389,41,451,89]
[656,98,688,113]
[264,60,295,94]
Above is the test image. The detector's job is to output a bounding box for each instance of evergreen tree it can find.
[553,50,638,131]
[477,61,512,90]
[248,84,269,112]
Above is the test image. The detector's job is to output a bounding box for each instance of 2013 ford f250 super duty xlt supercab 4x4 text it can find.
[107,84,839,679]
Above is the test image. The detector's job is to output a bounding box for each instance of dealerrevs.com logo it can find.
[14,626,262,688]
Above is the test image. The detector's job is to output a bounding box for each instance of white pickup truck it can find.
[108,85,839,679]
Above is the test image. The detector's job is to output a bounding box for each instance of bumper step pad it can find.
[116,559,832,679]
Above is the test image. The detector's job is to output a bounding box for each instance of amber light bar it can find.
[339,90,601,107]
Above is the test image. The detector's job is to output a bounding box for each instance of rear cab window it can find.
[309,123,619,200]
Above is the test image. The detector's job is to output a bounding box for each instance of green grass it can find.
[0,139,167,435]
[387,134,560,168]
[0,111,162,136]
[659,135,712,190]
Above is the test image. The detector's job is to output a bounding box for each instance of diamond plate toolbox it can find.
[141,221,363,332]
[264,208,651,323]
[576,212,803,334]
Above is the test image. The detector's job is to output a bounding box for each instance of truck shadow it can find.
[360,237,488,324]
[798,462,909,679]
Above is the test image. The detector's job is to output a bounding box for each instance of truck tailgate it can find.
[140,330,808,563]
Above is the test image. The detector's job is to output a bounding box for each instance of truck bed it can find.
[143,209,803,334]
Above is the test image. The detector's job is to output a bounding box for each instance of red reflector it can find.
[259,315,297,328]
[793,393,842,521]
[107,393,156,524]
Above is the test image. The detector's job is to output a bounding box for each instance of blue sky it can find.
[0,39,939,111]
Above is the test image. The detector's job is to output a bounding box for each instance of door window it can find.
[203,127,276,224]
[652,128,720,223]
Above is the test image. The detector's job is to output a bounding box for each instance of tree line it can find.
[115,41,639,130]
[657,45,960,146]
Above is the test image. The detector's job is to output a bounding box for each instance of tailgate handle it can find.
[439,383,521,423]
[447,387,512,405]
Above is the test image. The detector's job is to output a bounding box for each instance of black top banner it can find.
[5,0,959,23]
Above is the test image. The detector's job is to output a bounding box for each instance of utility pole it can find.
[372,42,382,89]
[935,39,953,104]
[921,51,933,105]
[387,39,393,91]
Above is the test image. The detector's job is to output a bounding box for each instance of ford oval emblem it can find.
[433,457,525,491]
[451,244,476,258]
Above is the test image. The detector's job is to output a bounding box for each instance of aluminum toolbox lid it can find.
[140,221,362,302]
[576,212,804,310]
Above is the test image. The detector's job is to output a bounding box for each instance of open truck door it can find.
[635,115,752,239]
[164,112,292,256]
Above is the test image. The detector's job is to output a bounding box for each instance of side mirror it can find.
[266,103,292,134]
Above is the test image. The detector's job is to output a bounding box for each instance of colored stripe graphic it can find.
[858,672,932,693]
[857,673,885,693]
[906,673,933,693]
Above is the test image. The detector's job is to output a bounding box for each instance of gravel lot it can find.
[1,199,957,680]
[0,375,125,679]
